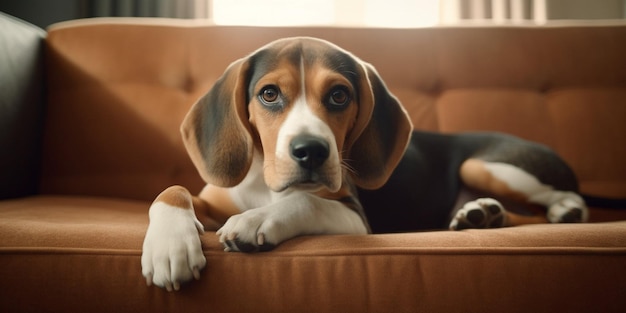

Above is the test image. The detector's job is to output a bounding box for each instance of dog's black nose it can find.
[290,135,330,170]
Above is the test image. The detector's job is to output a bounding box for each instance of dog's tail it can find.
[582,194,626,209]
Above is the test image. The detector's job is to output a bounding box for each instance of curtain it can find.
[440,0,546,24]
[87,0,209,19]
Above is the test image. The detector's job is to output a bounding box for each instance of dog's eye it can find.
[258,85,283,110]
[326,86,351,110]
[260,86,280,103]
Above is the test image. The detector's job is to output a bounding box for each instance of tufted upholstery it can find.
[1,17,625,313]
[40,19,626,201]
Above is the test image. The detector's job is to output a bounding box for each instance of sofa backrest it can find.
[41,18,626,200]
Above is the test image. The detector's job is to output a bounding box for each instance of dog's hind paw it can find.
[449,198,507,230]
[547,195,588,223]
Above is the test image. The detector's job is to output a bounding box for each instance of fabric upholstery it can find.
[1,196,624,313]
[39,19,626,200]
[1,17,625,312]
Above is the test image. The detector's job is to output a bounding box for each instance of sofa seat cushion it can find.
[0,196,147,250]
[1,196,625,312]
[2,196,625,250]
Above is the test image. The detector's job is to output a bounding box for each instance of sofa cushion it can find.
[40,20,626,202]
[1,196,625,312]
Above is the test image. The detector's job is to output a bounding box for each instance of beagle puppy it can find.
[142,37,587,291]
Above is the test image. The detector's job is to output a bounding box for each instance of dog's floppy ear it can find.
[181,58,254,187]
[347,63,413,190]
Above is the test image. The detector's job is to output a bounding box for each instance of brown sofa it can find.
[1,14,625,312]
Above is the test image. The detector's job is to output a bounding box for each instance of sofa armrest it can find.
[0,12,46,199]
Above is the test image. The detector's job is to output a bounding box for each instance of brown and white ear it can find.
[180,58,254,187]
[348,63,413,190]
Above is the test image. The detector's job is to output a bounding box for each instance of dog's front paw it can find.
[449,198,507,230]
[141,202,206,291]
[217,208,285,253]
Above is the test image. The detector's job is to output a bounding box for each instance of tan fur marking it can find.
[506,213,548,226]
[460,159,528,202]
[197,185,241,225]
[248,55,360,192]
[461,159,552,226]
[192,185,241,230]
[154,185,193,208]
[248,59,300,184]
[306,66,358,151]
[154,185,238,230]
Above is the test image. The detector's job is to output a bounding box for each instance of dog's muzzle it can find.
[289,135,330,170]
[281,134,338,192]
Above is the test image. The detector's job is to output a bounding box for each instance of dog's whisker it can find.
[341,160,357,175]
[338,149,357,175]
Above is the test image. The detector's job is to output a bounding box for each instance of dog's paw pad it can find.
[548,197,588,223]
[224,238,256,253]
[556,207,584,223]
[223,237,276,253]
[449,198,507,230]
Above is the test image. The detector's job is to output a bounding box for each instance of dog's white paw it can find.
[449,198,507,230]
[141,202,206,291]
[217,193,368,252]
[217,207,288,252]
[547,196,588,223]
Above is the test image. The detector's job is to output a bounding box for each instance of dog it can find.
[141,37,588,291]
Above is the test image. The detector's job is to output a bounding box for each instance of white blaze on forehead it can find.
[275,96,337,160]
[275,56,337,161]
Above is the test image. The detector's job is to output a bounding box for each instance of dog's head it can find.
[182,37,412,193]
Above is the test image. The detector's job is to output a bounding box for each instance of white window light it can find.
[211,0,335,26]
[211,0,441,28]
